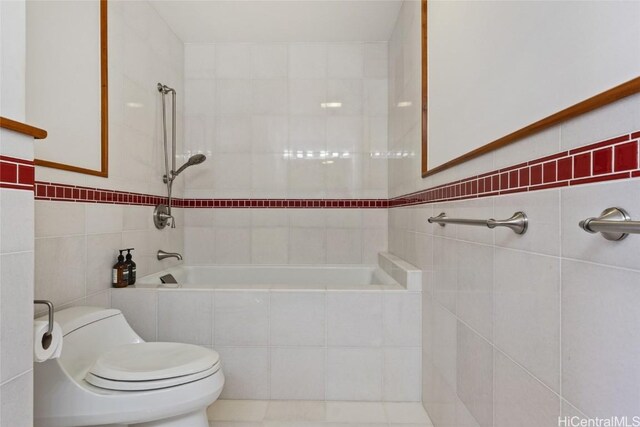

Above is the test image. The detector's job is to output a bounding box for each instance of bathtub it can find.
[134,252,421,291]
[110,253,422,402]
[135,264,401,290]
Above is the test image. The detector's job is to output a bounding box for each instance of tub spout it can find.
[157,250,182,261]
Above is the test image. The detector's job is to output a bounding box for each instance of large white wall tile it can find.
[383,347,422,401]
[86,233,122,295]
[327,348,382,401]
[494,351,561,427]
[0,190,34,253]
[562,260,640,418]
[456,323,493,427]
[214,291,269,346]
[288,43,327,79]
[456,241,493,340]
[383,292,421,346]
[328,43,364,79]
[270,347,326,400]
[35,201,85,238]
[327,292,382,347]
[158,291,213,345]
[494,248,560,392]
[0,371,33,427]
[35,236,86,307]
[111,289,158,341]
[0,252,34,382]
[217,346,270,400]
[270,292,325,346]
[252,43,287,79]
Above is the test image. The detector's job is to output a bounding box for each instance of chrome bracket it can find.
[579,207,632,241]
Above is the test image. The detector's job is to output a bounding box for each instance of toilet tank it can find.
[39,306,143,380]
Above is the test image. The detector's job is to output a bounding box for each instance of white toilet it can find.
[34,306,224,427]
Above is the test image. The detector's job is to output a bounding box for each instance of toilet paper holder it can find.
[34,300,54,338]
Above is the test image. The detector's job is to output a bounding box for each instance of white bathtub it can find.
[136,264,401,290]
[111,253,423,401]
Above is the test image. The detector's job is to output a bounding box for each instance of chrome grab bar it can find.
[428,211,528,235]
[579,207,640,241]
[34,299,54,336]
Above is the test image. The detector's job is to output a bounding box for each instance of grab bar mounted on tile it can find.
[428,211,528,235]
[579,207,640,241]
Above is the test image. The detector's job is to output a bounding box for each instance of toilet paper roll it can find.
[34,320,63,363]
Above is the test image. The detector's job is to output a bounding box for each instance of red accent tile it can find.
[509,170,518,188]
[569,134,630,155]
[631,131,640,139]
[632,170,640,178]
[0,162,17,183]
[543,161,556,183]
[573,153,591,178]
[491,175,500,191]
[36,185,46,197]
[17,165,34,185]
[592,147,612,175]
[530,164,543,185]
[519,168,529,187]
[478,178,485,193]
[557,157,572,181]
[614,141,638,172]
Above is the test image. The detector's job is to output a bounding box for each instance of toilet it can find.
[34,306,224,427]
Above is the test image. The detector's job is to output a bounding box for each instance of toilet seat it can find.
[85,342,221,391]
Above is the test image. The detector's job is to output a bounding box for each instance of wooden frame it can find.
[34,0,108,177]
[421,0,640,178]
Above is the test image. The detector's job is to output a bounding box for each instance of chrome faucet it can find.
[157,250,182,261]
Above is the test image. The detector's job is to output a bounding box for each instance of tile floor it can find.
[207,400,434,426]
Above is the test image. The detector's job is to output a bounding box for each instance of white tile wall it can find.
[184,208,386,266]
[34,201,183,312]
[182,41,389,266]
[112,287,421,402]
[387,0,640,422]
[183,41,389,201]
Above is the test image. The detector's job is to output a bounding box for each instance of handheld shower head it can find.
[173,154,207,177]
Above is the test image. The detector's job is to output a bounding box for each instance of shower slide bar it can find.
[579,207,640,241]
[428,211,528,235]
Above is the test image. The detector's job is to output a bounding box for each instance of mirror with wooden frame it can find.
[422,0,640,178]
[27,0,108,177]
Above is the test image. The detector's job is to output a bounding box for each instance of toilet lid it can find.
[85,362,221,391]
[87,342,220,382]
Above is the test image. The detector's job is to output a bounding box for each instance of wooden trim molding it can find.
[421,0,428,176]
[0,116,47,139]
[34,0,109,178]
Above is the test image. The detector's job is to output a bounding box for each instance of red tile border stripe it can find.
[389,130,640,208]
[0,155,34,191]
[29,130,640,208]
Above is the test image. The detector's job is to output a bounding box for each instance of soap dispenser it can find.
[124,248,137,286]
[112,250,129,288]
